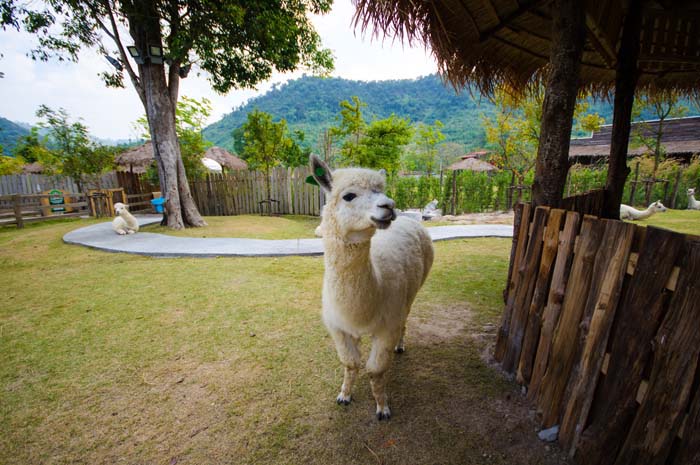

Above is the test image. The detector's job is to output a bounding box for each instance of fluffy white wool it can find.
[112,202,139,235]
[619,200,667,220]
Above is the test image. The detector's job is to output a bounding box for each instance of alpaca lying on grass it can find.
[112,202,139,235]
[688,188,700,210]
[619,200,667,221]
[310,154,434,420]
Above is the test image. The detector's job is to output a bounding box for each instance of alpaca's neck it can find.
[636,206,656,219]
[323,236,378,294]
[121,211,138,227]
[689,193,700,208]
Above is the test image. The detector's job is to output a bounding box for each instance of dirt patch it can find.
[430,211,515,225]
[408,303,472,344]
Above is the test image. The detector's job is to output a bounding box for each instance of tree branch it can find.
[99,0,145,105]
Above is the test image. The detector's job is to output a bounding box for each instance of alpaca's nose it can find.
[378,198,395,211]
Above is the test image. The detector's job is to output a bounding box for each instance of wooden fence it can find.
[0,193,90,227]
[188,167,325,216]
[0,172,119,195]
[496,200,700,464]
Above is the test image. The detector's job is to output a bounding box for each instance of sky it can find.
[0,0,438,141]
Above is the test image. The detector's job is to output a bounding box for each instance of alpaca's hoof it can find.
[127,230,135,234]
[394,346,405,354]
[336,393,351,405]
[117,230,126,235]
[376,406,391,421]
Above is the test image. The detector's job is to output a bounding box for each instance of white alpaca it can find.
[112,202,139,235]
[687,188,700,210]
[619,200,667,220]
[310,155,434,420]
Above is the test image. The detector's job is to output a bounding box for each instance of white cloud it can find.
[0,0,437,140]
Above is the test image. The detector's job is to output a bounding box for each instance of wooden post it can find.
[602,1,644,218]
[628,161,639,205]
[531,0,586,208]
[12,194,24,229]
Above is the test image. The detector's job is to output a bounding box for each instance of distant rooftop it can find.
[570,116,700,160]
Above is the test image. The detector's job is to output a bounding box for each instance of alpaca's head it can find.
[689,188,696,197]
[114,202,130,216]
[650,200,667,213]
[310,155,396,243]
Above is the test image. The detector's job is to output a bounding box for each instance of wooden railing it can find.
[0,193,89,228]
[496,201,700,464]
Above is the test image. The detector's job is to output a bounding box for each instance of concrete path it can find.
[63,215,514,258]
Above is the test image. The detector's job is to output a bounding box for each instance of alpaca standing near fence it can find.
[687,188,700,210]
[112,202,139,235]
[619,200,667,220]
[310,155,434,420]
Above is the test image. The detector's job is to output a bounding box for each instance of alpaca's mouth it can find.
[371,211,396,229]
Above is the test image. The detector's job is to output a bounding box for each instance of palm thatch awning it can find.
[203,147,248,170]
[354,0,700,95]
[448,153,498,171]
[114,143,154,174]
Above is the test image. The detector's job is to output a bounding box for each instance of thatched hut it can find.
[447,153,497,172]
[203,147,248,171]
[114,143,154,174]
[354,0,700,218]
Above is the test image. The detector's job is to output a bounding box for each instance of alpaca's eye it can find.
[342,193,357,202]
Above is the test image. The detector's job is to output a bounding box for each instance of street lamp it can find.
[179,63,191,78]
[126,45,145,65]
[105,55,123,71]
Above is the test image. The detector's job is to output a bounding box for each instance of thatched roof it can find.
[353,0,700,95]
[203,147,247,170]
[114,143,154,174]
[448,154,498,171]
[570,116,700,159]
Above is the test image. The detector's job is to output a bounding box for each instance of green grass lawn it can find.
[0,217,569,465]
[624,208,700,236]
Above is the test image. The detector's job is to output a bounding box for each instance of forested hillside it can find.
[204,75,503,151]
[0,117,30,153]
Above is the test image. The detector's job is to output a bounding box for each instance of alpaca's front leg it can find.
[367,335,396,420]
[328,327,361,405]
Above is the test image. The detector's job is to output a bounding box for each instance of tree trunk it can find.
[602,1,644,219]
[127,5,205,229]
[531,0,586,208]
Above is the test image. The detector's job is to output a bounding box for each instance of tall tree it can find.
[3,0,333,229]
[414,120,445,177]
[241,110,292,205]
[631,92,689,177]
[331,96,366,164]
[36,106,115,190]
[355,115,413,174]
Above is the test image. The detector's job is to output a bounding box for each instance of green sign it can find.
[48,189,65,212]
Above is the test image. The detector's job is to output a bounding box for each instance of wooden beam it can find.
[479,0,549,43]
[586,12,617,68]
[602,1,645,219]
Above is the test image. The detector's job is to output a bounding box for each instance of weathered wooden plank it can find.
[495,203,533,362]
[613,240,700,465]
[502,206,550,373]
[517,208,565,385]
[558,220,636,452]
[537,215,604,427]
[528,211,581,401]
[573,227,686,465]
[673,381,700,464]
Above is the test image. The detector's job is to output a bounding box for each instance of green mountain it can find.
[203,74,505,152]
[0,117,30,154]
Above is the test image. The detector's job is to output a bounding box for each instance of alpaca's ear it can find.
[378,168,387,177]
[309,154,332,192]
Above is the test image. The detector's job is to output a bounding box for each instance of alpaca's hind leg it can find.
[367,335,397,420]
[328,327,361,405]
